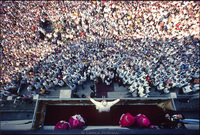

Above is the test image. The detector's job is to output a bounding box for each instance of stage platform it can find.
[31,97,176,129]
[1,97,199,135]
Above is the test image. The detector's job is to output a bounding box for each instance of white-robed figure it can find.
[88,96,123,113]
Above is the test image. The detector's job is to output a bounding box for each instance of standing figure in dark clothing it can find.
[118,78,123,87]
[90,84,96,93]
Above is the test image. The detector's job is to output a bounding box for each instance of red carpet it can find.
[96,82,114,98]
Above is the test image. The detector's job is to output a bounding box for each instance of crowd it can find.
[0,1,199,99]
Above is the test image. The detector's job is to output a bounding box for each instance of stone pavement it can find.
[0,120,32,130]
[1,100,36,112]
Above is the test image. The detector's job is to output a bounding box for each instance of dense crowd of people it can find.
[0,1,199,99]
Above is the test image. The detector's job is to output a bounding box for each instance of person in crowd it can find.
[100,72,106,83]
[138,86,148,98]
[90,84,96,93]
[72,91,80,98]
[27,85,33,92]
[40,88,51,95]
[105,77,112,86]
[192,83,200,92]
[70,84,77,91]
[129,85,136,93]
[58,79,64,87]
[53,77,59,90]
[81,94,86,98]
[78,79,84,89]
